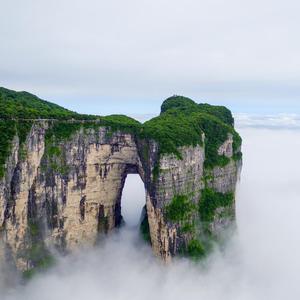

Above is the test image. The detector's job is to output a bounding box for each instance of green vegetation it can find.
[165,195,196,223]
[22,244,55,280]
[146,95,242,170]
[0,88,241,264]
[198,103,234,126]
[0,120,17,178]
[0,88,241,179]
[23,221,55,280]
[16,120,33,144]
[141,111,204,159]
[0,87,78,120]
[0,120,33,178]
[161,95,234,126]
[164,194,209,260]
[16,120,33,161]
[233,151,243,161]
[161,96,198,114]
[45,116,140,146]
[191,112,231,168]
[199,188,234,223]
[140,214,151,243]
[165,189,234,260]
[100,114,141,133]
[178,237,208,260]
[98,216,109,234]
[186,239,205,259]
[45,122,81,142]
[0,86,141,126]
[43,116,141,175]
[181,221,196,234]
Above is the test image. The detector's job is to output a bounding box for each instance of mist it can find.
[1,125,300,300]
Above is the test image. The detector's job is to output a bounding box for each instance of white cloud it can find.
[235,113,300,129]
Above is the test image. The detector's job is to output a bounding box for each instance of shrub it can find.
[199,188,234,223]
[165,195,195,222]
[187,239,205,259]
[140,215,151,243]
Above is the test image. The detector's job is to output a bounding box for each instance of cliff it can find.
[0,88,242,274]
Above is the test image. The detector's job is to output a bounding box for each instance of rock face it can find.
[0,91,242,272]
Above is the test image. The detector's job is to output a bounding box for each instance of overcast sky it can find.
[1,0,299,115]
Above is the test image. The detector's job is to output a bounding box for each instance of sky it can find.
[1,123,300,299]
[1,0,300,115]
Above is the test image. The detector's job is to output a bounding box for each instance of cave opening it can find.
[120,174,146,228]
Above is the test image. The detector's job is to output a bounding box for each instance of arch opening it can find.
[120,173,146,228]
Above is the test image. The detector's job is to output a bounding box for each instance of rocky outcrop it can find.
[1,124,147,269]
[0,91,242,272]
[0,124,241,270]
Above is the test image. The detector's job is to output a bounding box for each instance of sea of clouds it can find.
[235,113,300,129]
[1,116,300,300]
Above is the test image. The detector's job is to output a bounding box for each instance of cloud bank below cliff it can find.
[2,126,300,300]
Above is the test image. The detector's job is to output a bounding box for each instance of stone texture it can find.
[0,122,241,271]
[218,133,233,157]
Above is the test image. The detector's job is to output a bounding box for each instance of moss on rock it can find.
[165,195,196,223]
[199,188,234,223]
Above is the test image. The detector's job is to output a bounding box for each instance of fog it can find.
[121,174,146,227]
[1,126,300,299]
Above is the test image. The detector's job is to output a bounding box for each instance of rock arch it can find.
[1,124,240,270]
[0,90,242,272]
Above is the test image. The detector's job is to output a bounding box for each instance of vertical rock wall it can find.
[0,122,241,271]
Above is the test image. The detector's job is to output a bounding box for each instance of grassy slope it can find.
[0,87,78,120]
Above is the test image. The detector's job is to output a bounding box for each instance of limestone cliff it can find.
[0,89,242,272]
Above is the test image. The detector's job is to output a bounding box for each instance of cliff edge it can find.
[0,88,242,275]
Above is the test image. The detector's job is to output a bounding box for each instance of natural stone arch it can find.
[0,91,242,272]
[50,130,148,252]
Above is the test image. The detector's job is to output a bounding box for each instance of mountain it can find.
[0,87,242,277]
[0,87,77,119]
